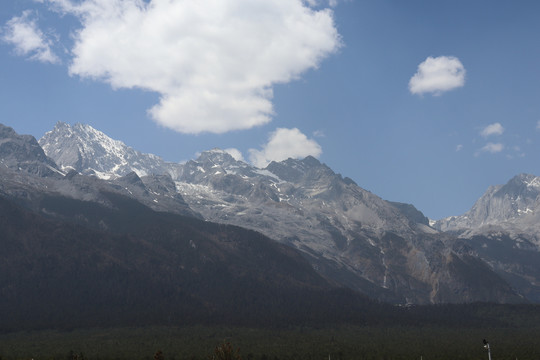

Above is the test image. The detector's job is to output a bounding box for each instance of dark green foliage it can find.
[211,342,241,360]
[68,350,86,360]
[154,350,164,360]
[0,325,539,360]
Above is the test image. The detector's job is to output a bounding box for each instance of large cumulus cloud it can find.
[45,0,341,134]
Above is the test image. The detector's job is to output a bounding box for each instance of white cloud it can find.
[409,56,465,95]
[1,10,60,64]
[480,123,504,137]
[224,148,245,162]
[536,120,540,130]
[43,0,341,134]
[479,142,504,154]
[305,0,339,7]
[456,144,463,152]
[313,129,326,138]
[248,128,322,168]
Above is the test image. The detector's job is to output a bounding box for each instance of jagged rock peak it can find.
[495,173,540,198]
[0,123,17,137]
[0,123,60,177]
[271,155,324,170]
[433,173,540,233]
[195,148,244,167]
[0,123,46,158]
[265,156,333,183]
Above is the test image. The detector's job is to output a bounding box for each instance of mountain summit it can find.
[39,122,169,179]
[0,123,60,177]
[434,173,540,240]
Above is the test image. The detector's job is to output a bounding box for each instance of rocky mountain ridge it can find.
[4,122,398,330]
[432,173,540,301]
[0,124,62,177]
[35,122,526,304]
[434,174,540,241]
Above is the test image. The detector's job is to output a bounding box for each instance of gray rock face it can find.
[433,174,540,302]
[0,124,61,177]
[173,151,519,304]
[37,122,523,304]
[434,174,540,244]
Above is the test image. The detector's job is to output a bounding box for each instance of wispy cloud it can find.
[313,129,326,138]
[480,122,504,137]
[409,56,465,96]
[40,0,341,134]
[1,10,60,64]
[456,144,463,152]
[249,128,322,168]
[476,142,504,156]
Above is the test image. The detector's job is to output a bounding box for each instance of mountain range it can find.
[38,122,540,303]
[2,121,540,329]
[2,122,386,330]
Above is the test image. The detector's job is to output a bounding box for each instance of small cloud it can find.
[477,142,504,155]
[313,129,326,138]
[409,56,465,96]
[249,128,322,168]
[480,123,504,137]
[456,144,463,152]
[224,148,245,162]
[536,120,540,130]
[1,10,60,64]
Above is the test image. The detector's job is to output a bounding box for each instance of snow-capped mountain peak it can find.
[39,122,167,179]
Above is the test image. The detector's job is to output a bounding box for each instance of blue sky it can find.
[1,0,539,220]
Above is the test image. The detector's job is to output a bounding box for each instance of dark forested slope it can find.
[0,191,391,331]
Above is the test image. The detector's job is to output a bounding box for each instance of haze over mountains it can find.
[2,121,540,329]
